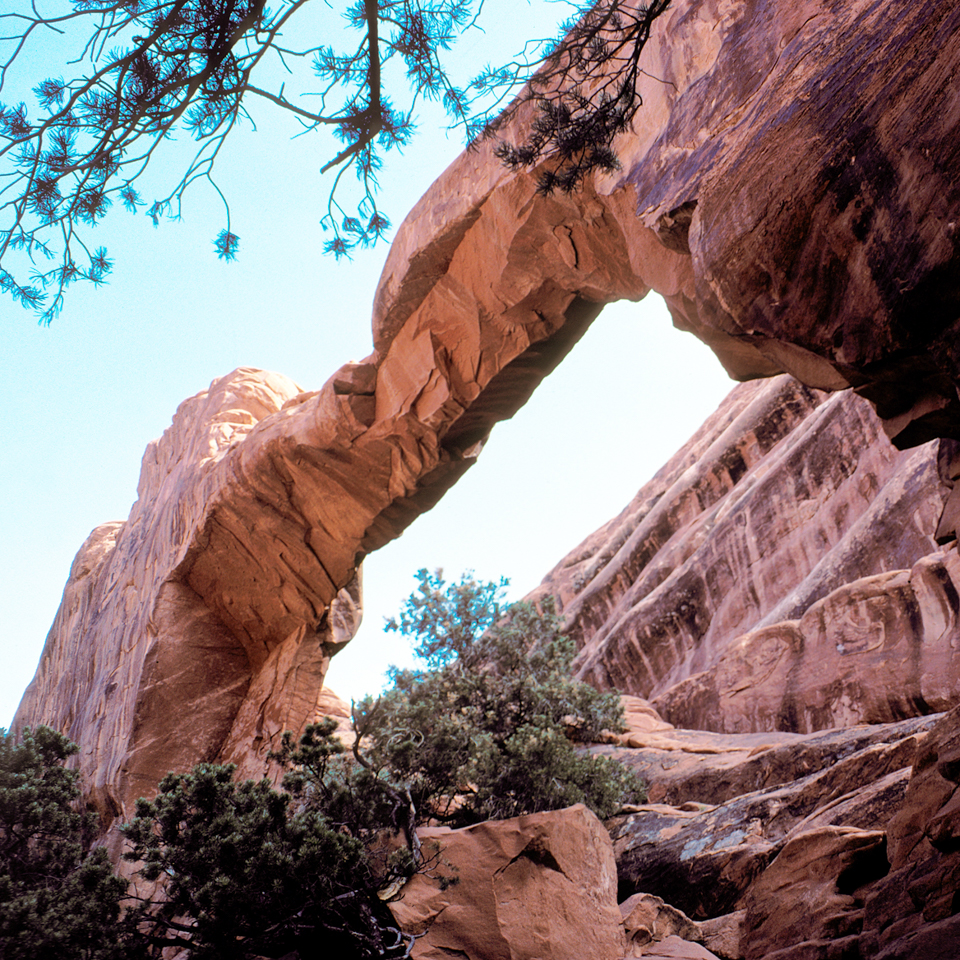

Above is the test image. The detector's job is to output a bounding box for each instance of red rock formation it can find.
[16,0,960,815]
[14,369,365,818]
[10,10,960,959]
[530,376,956,731]
[389,804,626,960]
[657,548,960,733]
[607,699,960,959]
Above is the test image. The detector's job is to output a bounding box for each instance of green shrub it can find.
[0,569,644,958]
[353,569,645,825]
[121,757,409,959]
[0,727,129,960]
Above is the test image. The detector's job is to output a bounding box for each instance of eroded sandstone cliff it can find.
[530,374,960,732]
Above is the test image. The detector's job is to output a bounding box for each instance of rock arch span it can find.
[15,0,960,825]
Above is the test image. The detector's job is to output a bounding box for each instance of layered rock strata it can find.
[604,699,960,960]
[530,375,957,730]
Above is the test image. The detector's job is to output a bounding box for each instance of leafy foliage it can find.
[121,754,414,959]
[0,727,129,960]
[1,0,673,322]
[0,724,419,959]
[355,568,645,826]
[0,0,481,320]
[479,0,673,193]
[0,571,644,957]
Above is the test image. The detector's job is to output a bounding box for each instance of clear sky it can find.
[0,0,735,726]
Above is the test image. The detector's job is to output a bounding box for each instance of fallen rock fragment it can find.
[620,893,703,957]
[636,936,722,960]
[389,804,625,960]
[739,827,888,960]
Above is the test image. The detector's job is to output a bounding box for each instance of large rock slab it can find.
[605,701,960,958]
[601,700,935,809]
[608,712,936,921]
[388,804,625,960]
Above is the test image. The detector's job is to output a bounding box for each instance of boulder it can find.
[738,827,888,960]
[388,804,625,960]
[620,892,704,956]
[636,937,722,960]
[608,714,940,920]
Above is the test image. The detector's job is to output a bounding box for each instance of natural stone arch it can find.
[16,0,960,824]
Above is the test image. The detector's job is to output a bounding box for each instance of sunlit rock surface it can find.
[389,804,626,960]
[14,369,364,818]
[530,375,957,730]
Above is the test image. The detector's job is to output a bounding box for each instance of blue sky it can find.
[0,0,734,725]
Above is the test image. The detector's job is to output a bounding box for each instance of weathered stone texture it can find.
[15,369,365,818]
[11,4,960,957]
[625,0,960,448]
[389,804,625,960]
[17,0,960,820]
[655,548,960,733]
[532,376,954,731]
[607,700,960,959]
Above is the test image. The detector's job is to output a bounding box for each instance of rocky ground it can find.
[386,695,960,960]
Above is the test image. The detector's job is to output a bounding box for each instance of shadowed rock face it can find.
[622,0,960,448]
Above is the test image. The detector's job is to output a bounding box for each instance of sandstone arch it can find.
[15,0,960,823]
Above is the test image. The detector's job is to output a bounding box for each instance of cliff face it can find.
[14,369,364,818]
[531,374,960,733]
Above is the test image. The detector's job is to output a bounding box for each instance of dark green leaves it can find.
[121,751,412,958]
[479,0,673,195]
[0,727,130,960]
[368,570,645,826]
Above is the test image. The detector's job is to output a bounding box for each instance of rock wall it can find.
[14,370,364,818]
[600,698,960,960]
[530,374,960,732]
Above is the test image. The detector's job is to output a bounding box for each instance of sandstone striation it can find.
[531,375,956,731]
